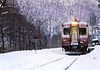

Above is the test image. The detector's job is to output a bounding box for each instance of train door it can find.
[70,23,79,47]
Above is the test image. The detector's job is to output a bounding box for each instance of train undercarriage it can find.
[62,45,88,54]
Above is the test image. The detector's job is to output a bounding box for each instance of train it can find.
[61,18,88,53]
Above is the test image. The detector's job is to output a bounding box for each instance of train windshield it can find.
[63,28,70,35]
[79,28,86,35]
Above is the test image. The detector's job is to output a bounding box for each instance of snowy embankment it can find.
[0,45,100,70]
[0,48,67,70]
[68,45,100,70]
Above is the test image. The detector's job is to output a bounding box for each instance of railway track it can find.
[64,56,79,70]
[34,55,80,70]
[36,56,65,68]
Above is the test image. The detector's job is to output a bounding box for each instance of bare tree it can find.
[0,0,7,53]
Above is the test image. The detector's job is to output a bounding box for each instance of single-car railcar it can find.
[61,18,88,53]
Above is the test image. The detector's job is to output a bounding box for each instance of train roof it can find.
[62,21,88,25]
[79,22,88,24]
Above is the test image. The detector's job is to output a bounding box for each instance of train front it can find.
[62,19,88,53]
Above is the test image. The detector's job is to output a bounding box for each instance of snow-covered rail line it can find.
[36,56,65,68]
[64,56,79,70]
[34,55,80,70]
[32,56,66,70]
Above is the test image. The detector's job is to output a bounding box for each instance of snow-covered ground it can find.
[68,45,100,70]
[0,45,100,70]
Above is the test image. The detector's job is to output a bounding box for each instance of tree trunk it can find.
[18,26,21,50]
[0,24,5,53]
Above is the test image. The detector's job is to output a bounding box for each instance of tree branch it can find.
[1,0,7,6]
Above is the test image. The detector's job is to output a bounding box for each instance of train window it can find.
[71,27,78,35]
[79,28,86,35]
[63,28,70,35]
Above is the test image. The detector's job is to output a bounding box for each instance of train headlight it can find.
[63,39,67,42]
[80,38,87,43]
[84,40,86,42]
[80,41,84,43]
[71,22,78,26]
[62,38,70,42]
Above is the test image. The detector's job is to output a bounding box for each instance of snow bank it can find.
[0,48,66,70]
[92,38,99,41]
[68,45,100,70]
[1,46,100,70]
